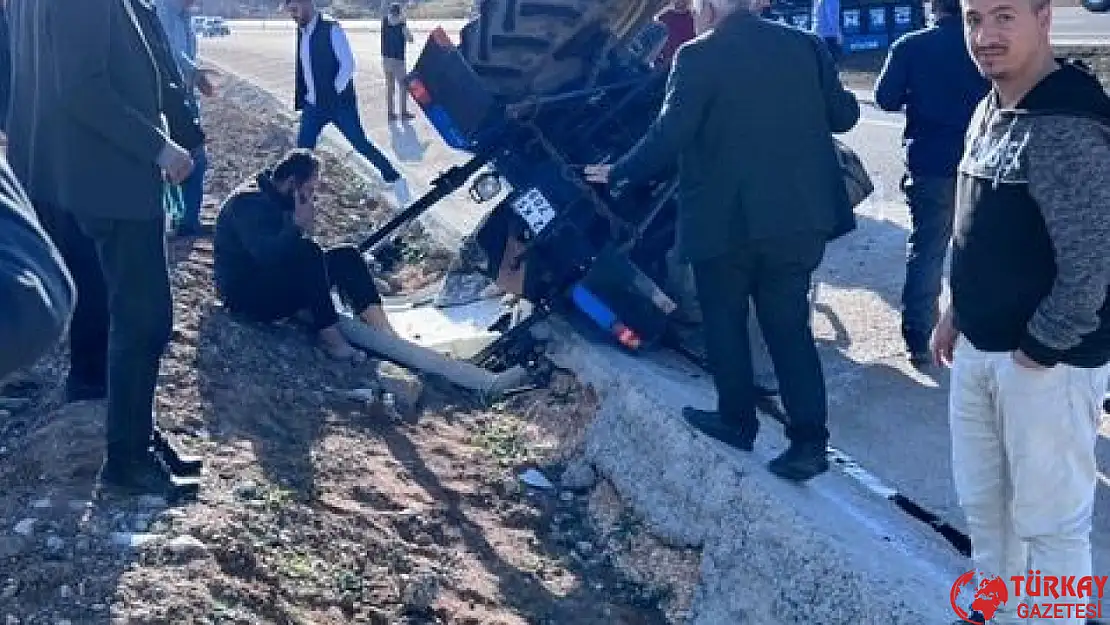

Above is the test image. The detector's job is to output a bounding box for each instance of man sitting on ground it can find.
[213,149,394,360]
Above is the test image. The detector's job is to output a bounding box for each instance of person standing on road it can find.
[586,0,860,482]
[381,2,414,121]
[930,0,1110,620]
[6,0,201,498]
[873,0,988,366]
[157,0,219,237]
[284,0,406,190]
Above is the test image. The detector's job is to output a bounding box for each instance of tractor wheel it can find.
[459,0,668,100]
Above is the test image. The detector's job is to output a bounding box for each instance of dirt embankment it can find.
[0,85,698,624]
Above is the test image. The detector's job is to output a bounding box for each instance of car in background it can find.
[1082,0,1108,12]
[194,16,231,37]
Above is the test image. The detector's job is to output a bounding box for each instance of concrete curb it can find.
[544,319,966,623]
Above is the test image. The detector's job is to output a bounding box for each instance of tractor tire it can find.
[459,0,668,100]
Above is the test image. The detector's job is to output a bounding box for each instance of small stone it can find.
[1,580,17,600]
[576,541,593,555]
[56,619,72,625]
[0,536,25,559]
[46,536,65,552]
[12,518,35,537]
[234,481,260,500]
[30,498,51,509]
[400,573,439,612]
[59,585,70,599]
[91,604,107,612]
[6,615,19,625]
[375,362,423,417]
[75,538,90,552]
[132,516,152,532]
[560,458,597,492]
[165,535,208,561]
[559,491,575,503]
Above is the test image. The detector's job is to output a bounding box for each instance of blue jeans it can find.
[297,102,400,182]
[900,174,956,352]
[179,145,207,231]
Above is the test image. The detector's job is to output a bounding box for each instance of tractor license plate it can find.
[511,188,557,234]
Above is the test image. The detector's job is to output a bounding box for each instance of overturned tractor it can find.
[359,0,733,375]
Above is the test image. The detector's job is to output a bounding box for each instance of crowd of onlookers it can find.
[1,0,1109,621]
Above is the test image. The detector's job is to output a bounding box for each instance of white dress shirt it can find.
[299,13,356,107]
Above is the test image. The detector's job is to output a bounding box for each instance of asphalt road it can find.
[225,7,1109,45]
[201,27,1110,579]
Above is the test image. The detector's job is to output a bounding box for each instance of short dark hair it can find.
[389,2,403,13]
[272,149,322,186]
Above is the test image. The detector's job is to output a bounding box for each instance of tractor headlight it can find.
[469,172,502,203]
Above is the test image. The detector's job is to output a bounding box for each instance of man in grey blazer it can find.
[587,0,859,481]
[7,0,199,497]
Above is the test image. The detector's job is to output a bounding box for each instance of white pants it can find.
[950,338,1110,624]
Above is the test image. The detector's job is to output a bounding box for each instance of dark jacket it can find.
[294,13,356,111]
[874,14,989,178]
[0,155,75,380]
[610,10,860,263]
[213,169,310,301]
[952,60,1110,368]
[6,0,168,221]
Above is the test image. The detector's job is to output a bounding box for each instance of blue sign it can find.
[842,8,862,34]
[869,6,887,29]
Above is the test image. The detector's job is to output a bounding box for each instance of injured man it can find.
[213,149,391,360]
[213,148,528,399]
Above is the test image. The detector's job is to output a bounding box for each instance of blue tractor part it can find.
[359,21,682,363]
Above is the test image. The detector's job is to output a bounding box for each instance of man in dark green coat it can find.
[587,0,859,481]
[6,0,200,497]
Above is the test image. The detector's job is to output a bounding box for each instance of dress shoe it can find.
[151,427,204,477]
[682,407,756,452]
[98,453,200,502]
[768,443,829,482]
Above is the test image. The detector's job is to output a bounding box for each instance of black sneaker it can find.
[682,407,756,452]
[98,453,200,502]
[151,428,203,477]
[768,443,829,482]
[1103,393,1109,415]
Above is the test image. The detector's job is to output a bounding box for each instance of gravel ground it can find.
[0,87,697,625]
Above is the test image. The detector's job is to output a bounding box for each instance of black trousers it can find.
[34,204,172,460]
[691,233,829,448]
[222,242,382,331]
[33,204,110,389]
